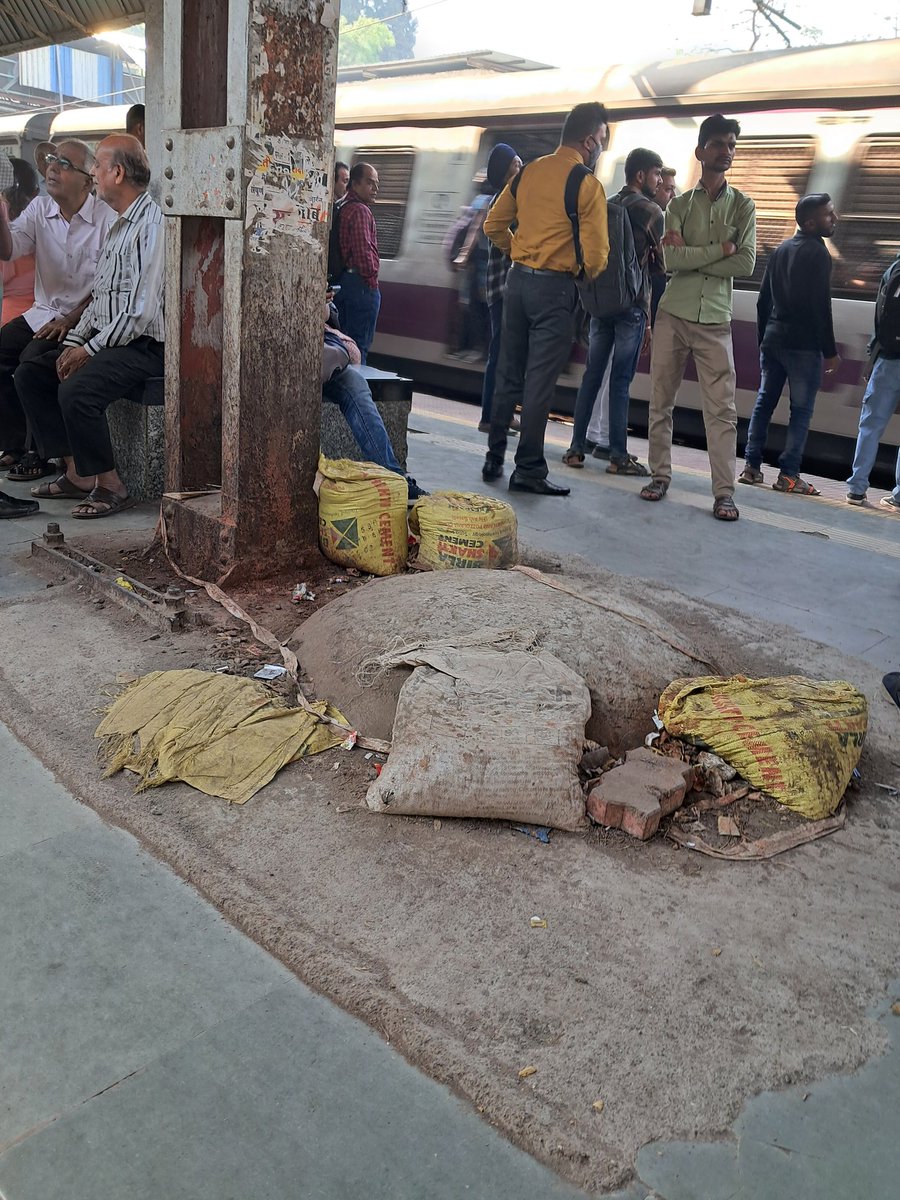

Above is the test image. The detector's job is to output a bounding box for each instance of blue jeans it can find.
[569,307,646,460]
[480,297,504,424]
[745,346,822,477]
[323,365,403,476]
[846,355,900,500]
[335,273,381,364]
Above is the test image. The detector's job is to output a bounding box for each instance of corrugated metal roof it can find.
[0,1,144,57]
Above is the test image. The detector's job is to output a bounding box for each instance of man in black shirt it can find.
[740,193,840,495]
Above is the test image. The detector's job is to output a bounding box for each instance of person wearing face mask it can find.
[482,102,610,495]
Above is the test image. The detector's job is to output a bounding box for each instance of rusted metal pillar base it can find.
[162,0,338,582]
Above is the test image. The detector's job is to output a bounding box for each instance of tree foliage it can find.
[339,1,417,63]
[338,16,396,67]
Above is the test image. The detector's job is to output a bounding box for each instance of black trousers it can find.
[487,266,578,481]
[16,336,165,478]
[0,316,61,454]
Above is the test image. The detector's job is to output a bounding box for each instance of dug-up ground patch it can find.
[1,548,898,1194]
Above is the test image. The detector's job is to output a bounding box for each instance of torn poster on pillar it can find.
[245,136,329,254]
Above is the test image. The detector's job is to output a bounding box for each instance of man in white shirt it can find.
[0,139,114,479]
[20,135,165,519]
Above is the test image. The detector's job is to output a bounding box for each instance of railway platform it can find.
[1,398,898,1200]
[408,393,899,672]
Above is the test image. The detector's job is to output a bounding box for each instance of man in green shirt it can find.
[640,113,756,521]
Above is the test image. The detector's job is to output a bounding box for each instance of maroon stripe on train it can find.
[377,281,862,388]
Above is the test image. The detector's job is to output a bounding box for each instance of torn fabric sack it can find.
[96,669,347,804]
[365,643,590,831]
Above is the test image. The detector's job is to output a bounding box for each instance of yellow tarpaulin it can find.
[658,674,868,820]
[95,669,347,804]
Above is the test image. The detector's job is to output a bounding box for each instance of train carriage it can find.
[334,39,900,480]
[8,39,897,480]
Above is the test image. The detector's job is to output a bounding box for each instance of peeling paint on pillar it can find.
[178,216,224,488]
[167,0,339,582]
[250,1,331,135]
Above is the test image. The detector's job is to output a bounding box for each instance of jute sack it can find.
[658,674,868,819]
[366,643,590,831]
[410,491,517,570]
[317,455,408,576]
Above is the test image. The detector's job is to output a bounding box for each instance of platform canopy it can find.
[0,0,144,56]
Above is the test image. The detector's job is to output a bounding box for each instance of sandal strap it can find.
[640,479,668,500]
[713,495,739,519]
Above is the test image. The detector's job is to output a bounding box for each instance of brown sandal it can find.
[639,479,669,502]
[713,495,740,521]
[561,449,585,468]
[71,485,135,519]
[31,473,92,499]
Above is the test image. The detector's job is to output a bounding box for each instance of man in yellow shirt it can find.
[482,102,610,495]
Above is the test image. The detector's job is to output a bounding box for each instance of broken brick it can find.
[587,769,660,839]
[624,746,695,816]
[587,748,695,840]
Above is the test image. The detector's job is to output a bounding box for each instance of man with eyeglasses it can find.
[0,138,114,509]
[18,135,164,519]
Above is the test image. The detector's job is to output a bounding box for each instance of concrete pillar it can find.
[159,0,339,581]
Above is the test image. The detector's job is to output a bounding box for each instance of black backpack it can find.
[874,256,900,359]
[327,201,345,284]
[565,166,643,318]
[509,163,643,317]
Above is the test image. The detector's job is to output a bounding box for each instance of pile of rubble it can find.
[580,733,849,858]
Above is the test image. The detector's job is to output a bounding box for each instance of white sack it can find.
[366,645,590,831]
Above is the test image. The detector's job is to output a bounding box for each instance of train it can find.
[332,39,900,481]
[3,39,898,480]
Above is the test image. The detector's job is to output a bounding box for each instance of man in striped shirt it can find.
[20,134,164,518]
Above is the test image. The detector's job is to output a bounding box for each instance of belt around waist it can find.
[511,263,574,278]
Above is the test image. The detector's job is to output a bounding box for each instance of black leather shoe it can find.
[482,459,503,481]
[0,489,39,519]
[508,474,570,496]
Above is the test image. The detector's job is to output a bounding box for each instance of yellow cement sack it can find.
[317,455,408,576]
[410,490,518,570]
[658,675,868,820]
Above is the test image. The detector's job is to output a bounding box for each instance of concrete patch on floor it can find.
[608,983,900,1200]
[0,548,898,1194]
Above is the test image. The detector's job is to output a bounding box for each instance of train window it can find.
[725,136,816,288]
[350,147,415,259]
[831,136,900,300]
[480,128,560,167]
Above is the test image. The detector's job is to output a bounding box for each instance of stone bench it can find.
[320,365,412,472]
[107,366,413,502]
[106,376,165,502]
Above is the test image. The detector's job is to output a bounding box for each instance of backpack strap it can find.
[871,256,900,361]
[564,164,592,277]
[509,161,528,199]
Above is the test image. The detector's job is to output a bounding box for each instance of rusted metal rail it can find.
[30,523,187,633]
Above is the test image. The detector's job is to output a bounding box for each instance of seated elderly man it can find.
[18,135,164,518]
[323,294,426,504]
[0,138,114,482]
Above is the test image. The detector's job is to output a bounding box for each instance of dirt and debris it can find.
[4,531,899,1195]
